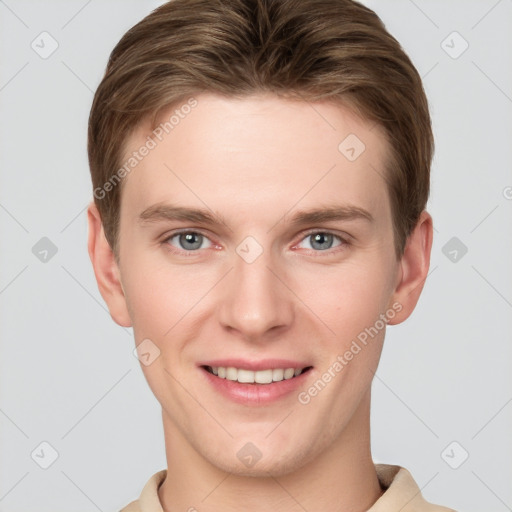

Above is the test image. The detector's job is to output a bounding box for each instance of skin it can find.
[88,92,433,512]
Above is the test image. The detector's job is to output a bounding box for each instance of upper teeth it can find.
[211,366,303,384]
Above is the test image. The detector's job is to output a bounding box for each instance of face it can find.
[111,93,404,475]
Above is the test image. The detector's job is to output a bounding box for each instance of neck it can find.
[158,390,382,512]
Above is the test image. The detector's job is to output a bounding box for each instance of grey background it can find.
[0,0,511,510]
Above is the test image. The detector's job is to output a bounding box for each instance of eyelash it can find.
[161,229,350,256]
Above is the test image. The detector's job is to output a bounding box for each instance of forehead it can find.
[119,92,392,225]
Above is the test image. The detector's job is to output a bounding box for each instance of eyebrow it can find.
[285,204,374,227]
[138,202,374,228]
[138,203,229,226]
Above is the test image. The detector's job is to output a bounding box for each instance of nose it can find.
[217,247,294,342]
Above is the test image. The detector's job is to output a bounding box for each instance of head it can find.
[87,0,434,476]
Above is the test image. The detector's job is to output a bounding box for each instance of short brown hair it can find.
[88,0,434,259]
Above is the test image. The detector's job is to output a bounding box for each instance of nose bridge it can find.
[218,242,293,339]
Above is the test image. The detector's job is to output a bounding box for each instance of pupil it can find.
[181,233,202,250]
[311,233,332,250]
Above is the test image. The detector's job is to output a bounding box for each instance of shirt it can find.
[120,464,456,512]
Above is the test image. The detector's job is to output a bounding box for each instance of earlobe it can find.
[387,210,433,325]
[87,201,132,327]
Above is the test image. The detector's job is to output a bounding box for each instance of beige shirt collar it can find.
[121,464,455,512]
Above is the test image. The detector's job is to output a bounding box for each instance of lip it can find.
[198,359,313,406]
[198,358,311,371]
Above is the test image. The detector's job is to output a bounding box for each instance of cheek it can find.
[120,250,178,337]
[292,255,393,344]
[121,250,214,340]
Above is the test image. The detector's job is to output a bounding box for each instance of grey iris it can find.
[310,233,334,250]
[180,233,203,250]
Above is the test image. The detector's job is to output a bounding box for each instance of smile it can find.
[203,365,312,384]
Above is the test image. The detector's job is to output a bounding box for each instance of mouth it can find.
[201,365,313,384]
[198,359,314,404]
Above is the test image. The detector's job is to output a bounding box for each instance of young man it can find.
[87,0,455,510]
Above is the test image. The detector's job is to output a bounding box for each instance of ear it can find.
[87,201,132,327]
[387,210,433,325]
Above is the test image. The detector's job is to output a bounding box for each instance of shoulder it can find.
[119,469,167,512]
[372,464,457,512]
[120,499,141,512]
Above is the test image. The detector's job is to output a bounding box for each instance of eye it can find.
[296,231,345,251]
[165,231,213,252]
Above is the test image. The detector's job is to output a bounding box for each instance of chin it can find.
[202,439,317,478]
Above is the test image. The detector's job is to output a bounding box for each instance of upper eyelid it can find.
[164,229,214,245]
[293,230,347,249]
[298,228,347,239]
[162,227,212,240]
